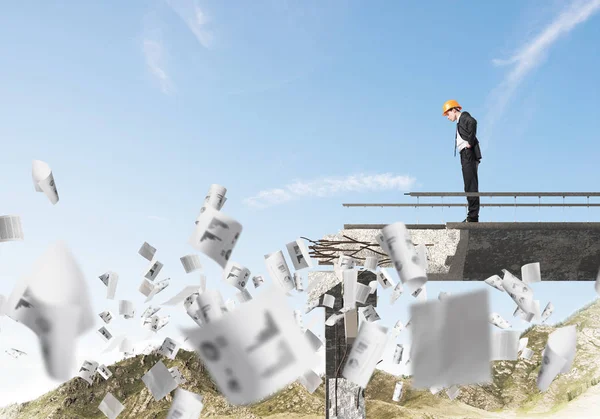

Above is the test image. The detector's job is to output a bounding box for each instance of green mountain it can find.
[2,298,600,418]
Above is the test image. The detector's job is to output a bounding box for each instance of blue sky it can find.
[1,0,600,408]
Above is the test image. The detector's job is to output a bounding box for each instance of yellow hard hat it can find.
[442,99,462,115]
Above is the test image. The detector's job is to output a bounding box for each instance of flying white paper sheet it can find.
[438,291,451,301]
[344,308,358,343]
[189,205,242,268]
[520,347,534,360]
[390,282,403,305]
[180,254,202,273]
[139,279,156,298]
[252,275,265,288]
[342,320,388,388]
[537,325,577,392]
[78,360,99,385]
[99,271,119,300]
[412,284,427,301]
[181,286,319,405]
[5,242,94,380]
[381,222,427,294]
[98,326,113,342]
[286,239,312,270]
[138,242,157,261]
[223,262,251,290]
[32,160,59,204]
[99,311,113,324]
[159,337,181,360]
[6,348,27,359]
[119,300,135,319]
[322,294,335,309]
[149,314,170,332]
[521,262,541,284]
[325,313,344,327]
[169,367,186,385]
[294,309,304,330]
[364,256,379,271]
[186,301,203,327]
[297,369,322,393]
[98,364,113,380]
[446,385,460,400]
[429,385,443,395]
[142,306,161,318]
[294,272,304,292]
[342,269,358,310]
[410,289,491,389]
[501,269,536,315]
[491,330,520,361]
[196,184,227,222]
[199,273,207,293]
[304,329,323,352]
[337,255,357,271]
[265,251,295,292]
[98,392,125,419]
[194,289,225,324]
[375,231,390,257]
[166,388,204,419]
[541,302,554,323]
[103,335,126,353]
[119,338,134,354]
[391,320,404,338]
[0,215,24,242]
[161,286,201,306]
[355,282,370,304]
[489,313,511,329]
[143,260,164,282]
[377,269,395,289]
[513,305,534,322]
[142,360,179,401]
[361,305,381,322]
[518,338,529,354]
[236,288,253,303]
[392,344,404,364]
[392,381,403,402]
[484,275,505,292]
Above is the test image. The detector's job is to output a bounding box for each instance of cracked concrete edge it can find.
[318,228,462,274]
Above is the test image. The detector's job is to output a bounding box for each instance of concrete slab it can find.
[316,223,600,280]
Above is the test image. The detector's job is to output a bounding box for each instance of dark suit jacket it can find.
[455,111,482,161]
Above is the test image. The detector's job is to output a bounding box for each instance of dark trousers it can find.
[460,148,480,220]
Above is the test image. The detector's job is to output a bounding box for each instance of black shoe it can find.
[467,218,479,223]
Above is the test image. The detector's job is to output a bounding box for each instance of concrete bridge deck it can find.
[316,222,600,281]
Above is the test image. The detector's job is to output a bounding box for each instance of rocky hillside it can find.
[2,298,600,418]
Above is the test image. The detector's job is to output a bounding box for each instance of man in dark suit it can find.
[442,100,482,222]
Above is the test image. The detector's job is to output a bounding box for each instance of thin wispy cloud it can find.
[142,1,212,94]
[166,0,214,49]
[143,37,173,95]
[243,173,416,209]
[482,0,600,146]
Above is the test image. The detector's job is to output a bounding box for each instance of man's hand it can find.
[466,144,472,148]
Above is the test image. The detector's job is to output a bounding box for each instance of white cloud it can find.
[243,173,416,209]
[143,37,173,95]
[166,0,214,49]
[482,0,600,145]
